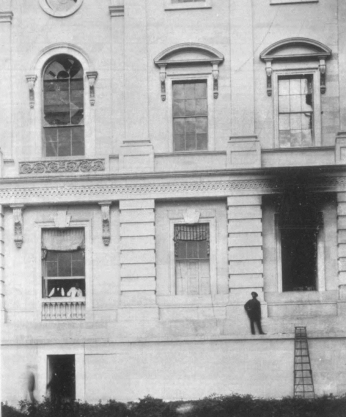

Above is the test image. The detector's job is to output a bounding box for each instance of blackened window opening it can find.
[43,54,84,157]
[278,193,321,292]
[47,355,75,403]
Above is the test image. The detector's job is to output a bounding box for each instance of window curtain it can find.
[174,224,209,241]
[42,228,85,251]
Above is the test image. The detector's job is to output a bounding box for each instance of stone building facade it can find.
[1,0,346,405]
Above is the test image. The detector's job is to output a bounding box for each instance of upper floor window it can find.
[260,38,331,148]
[278,75,313,147]
[173,81,208,151]
[43,55,84,157]
[174,223,210,295]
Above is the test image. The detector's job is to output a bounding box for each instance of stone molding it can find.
[39,0,84,18]
[109,5,124,17]
[19,159,105,175]
[1,176,345,204]
[0,11,13,23]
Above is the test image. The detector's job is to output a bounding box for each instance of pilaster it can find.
[229,0,255,136]
[118,199,158,320]
[0,11,13,159]
[337,192,346,310]
[227,196,265,304]
[0,205,5,323]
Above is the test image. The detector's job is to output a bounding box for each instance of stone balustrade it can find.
[41,298,86,320]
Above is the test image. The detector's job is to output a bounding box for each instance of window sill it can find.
[270,0,318,4]
[43,296,86,302]
[165,1,212,11]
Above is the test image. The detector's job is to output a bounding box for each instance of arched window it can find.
[43,55,84,157]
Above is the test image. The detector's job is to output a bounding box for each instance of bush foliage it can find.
[2,394,346,417]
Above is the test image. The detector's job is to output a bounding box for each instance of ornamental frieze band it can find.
[19,159,105,175]
[0,177,345,203]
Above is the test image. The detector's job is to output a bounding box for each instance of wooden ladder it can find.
[294,326,315,398]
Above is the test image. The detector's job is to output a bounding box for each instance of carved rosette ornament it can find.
[86,71,98,106]
[99,202,111,246]
[11,205,24,248]
[25,75,37,108]
[19,159,105,174]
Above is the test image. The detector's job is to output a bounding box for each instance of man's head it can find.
[75,282,80,289]
[251,292,258,298]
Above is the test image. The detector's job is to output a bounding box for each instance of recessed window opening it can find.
[43,54,84,157]
[174,223,210,295]
[278,75,314,148]
[47,355,75,403]
[278,193,321,291]
[42,228,85,298]
[173,80,208,151]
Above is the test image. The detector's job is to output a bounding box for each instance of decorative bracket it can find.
[319,58,326,94]
[159,65,167,101]
[211,62,219,99]
[86,71,98,106]
[25,75,37,108]
[99,202,111,246]
[265,61,272,97]
[11,205,24,248]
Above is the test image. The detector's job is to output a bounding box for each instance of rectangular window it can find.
[174,224,210,295]
[278,194,321,291]
[278,75,313,148]
[173,81,208,151]
[47,355,75,402]
[42,228,85,298]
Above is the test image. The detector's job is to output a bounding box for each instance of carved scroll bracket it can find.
[99,201,112,246]
[319,58,326,94]
[211,62,219,99]
[265,61,272,97]
[86,71,98,106]
[159,65,167,101]
[25,75,37,108]
[11,205,24,248]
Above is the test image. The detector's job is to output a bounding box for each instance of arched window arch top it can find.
[154,43,224,100]
[42,54,85,157]
[260,37,332,95]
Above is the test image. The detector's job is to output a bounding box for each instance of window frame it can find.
[273,67,321,148]
[35,219,92,321]
[169,215,217,297]
[167,73,215,153]
[275,212,325,293]
[165,0,212,11]
[42,55,85,158]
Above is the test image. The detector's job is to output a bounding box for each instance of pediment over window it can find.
[154,43,224,101]
[154,43,224,66]
[260,38,332,62]
[260,38,332,96]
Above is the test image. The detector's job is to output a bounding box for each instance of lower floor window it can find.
[42,228,85,298]
[47,355,75,402]
[174,223,210,295]
[278,193,321,291]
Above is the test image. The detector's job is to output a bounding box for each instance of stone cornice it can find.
[0,176,345,206]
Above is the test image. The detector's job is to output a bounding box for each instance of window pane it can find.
[71,127,84,156]
[173,100,185,117]
[195,99,207,115]
[72,260,84,276]
[46,261,58,277]
[186,241,198,258]
[289,78,301,95]
[290,114,301,130]
[290,94,301,112]
[173,83,185,99]
[185,118,195,133]
[58,128,71,157]
[196,117,208,133]
[185,99,196,116]
[186,133,196,150]
[279,114,290,130]
[198,240,208,258]
[301,129,313,146]
[176,241,187,259]
[45,129,58,157]
[174,134,185,151]
[279,96,289,112]
[185,83,195,99]
[290,130,302,147]
[196,133,208,150]
[195,82,207,98]
[58,252,72,276]
[279,131,291,147]
[173,118,185,135]
[279,79,289,95]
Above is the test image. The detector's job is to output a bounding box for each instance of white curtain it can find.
[42,228,85,251]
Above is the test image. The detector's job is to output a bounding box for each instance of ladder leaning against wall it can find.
[294,326,315,398]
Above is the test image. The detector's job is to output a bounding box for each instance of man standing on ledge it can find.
[244,292,266,335]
